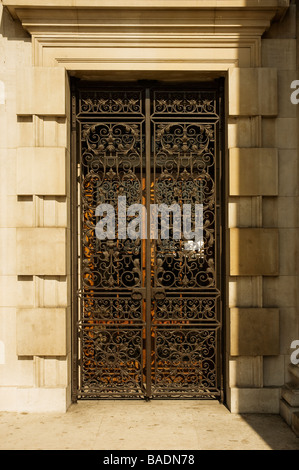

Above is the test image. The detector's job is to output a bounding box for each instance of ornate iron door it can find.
[72,81,224,400]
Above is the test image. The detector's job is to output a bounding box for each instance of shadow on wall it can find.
[0,4,30,40]
[239,413,299,449]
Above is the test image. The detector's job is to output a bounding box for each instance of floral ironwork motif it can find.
[81,121,143,292]
[154,90,217,115]
[154,297,217,322]
[153,121,217,289]
[153,329,217,396]
[80,326,144,396]
[82,297,143,321]
[79,90,143,115]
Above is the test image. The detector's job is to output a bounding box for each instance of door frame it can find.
[70,77,227,403]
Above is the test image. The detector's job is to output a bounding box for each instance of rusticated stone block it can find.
[230,308,280,356]
[230,228,279,276]
[17,147,66,196]
[230,387,280,413]
[229,67,277,116]
[16,67,67,116]
[16,228,66,276]
[16,308,67,356]
[229,148,278,196]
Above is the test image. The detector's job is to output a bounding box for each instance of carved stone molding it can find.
[2,1,289,70]
[4,2,289,33]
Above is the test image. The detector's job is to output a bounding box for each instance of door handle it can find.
[131,288,146,300]
[152,288,166,300]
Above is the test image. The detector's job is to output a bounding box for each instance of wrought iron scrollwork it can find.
[79,90,144,115]
[153,328,217,395]
[80,325,144,395]
[153,90,217,116]
[80,120,144,292]
[153,120,217,289]
[154,297,217,322]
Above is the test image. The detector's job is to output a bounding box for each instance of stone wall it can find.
[228,1,298,413]
[0,5,71,412]
[278,0,299,436]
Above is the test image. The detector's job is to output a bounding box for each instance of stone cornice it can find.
[2,0,290,9]
[3,0,290,70]
[3,1,289,36]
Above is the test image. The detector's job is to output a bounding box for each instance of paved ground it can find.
[0,400,299,451]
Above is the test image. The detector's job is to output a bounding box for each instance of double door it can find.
[72,81,224,400]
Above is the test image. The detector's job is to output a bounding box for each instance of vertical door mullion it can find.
[145,88,152,398]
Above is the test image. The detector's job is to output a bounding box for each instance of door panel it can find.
[72,82,223,400]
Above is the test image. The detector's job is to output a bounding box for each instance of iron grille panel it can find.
[79,89,144,116]
[152,327,219,398]
[153,90,218,116]
[79,324,145,398]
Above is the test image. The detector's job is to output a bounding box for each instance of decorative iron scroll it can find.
[154,297,217,322]
[79,325,144,396]
[79,90,144,115]
[75,83,222,399]
[152,328,217,396]
[153,90,217,115]
[82,297,143,321]
[80,120,144,291]
[153,121,217,290]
